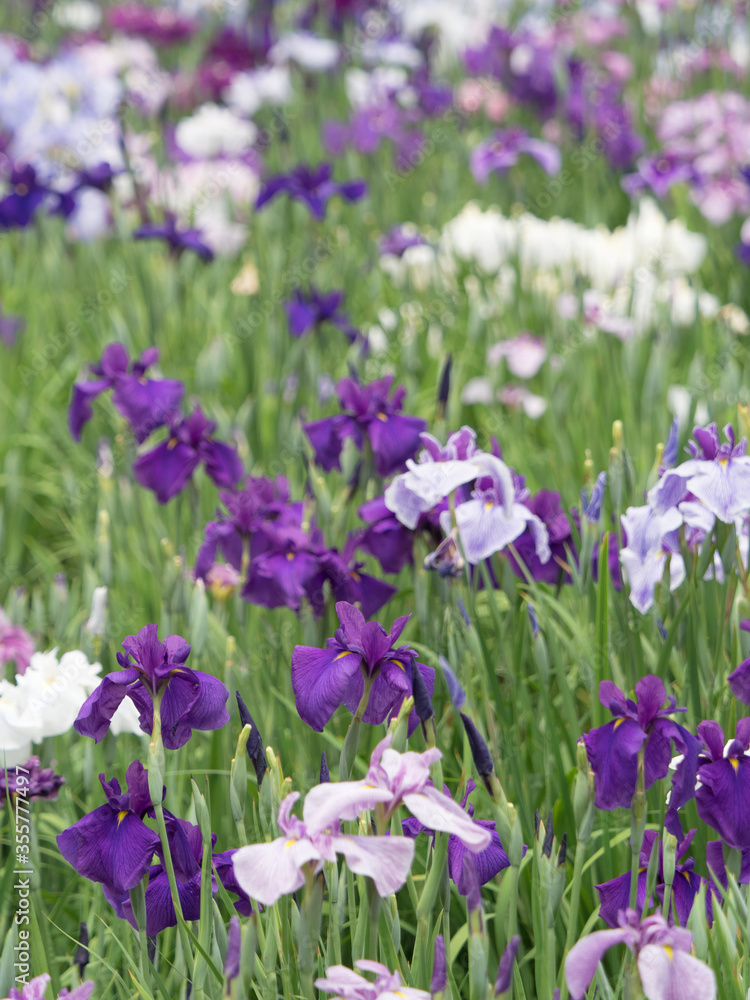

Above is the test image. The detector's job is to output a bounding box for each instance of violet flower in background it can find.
[379,225,427,258]
[69,343,184,443]
[106,3,196,44]
[134,213,214,261]
[57,761,159,896]
[565,909,715,1000]
[304,375,426,478]
[470,127,561,183]
[0,164,56,229]
[232,790,415,906]
[74,624,229,749]
[508,490,575,585]
[316,961,430,1000]
[581,676,698,829]
[0,607,34,673]
[255,163,366,220]
[291,602,434,733]
[0,302,25,347]
[133,407,243,503]
[0,756,65,806]
[622,153,698,200]
[317,536,398,619]
[6,975,94,1000]
[285,286,358,343]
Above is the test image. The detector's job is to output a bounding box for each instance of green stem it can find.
[153,801,195,978]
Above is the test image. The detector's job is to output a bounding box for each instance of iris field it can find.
[1,0,750,998]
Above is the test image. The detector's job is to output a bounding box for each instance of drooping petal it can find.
[583,718,646,810]
[332,833,414,896]
[133,439,200,503]
[402,785,491,851]
[291,644,363,731]
[303,780,393,834]
[565,928,633,1000]
[74,671,140,741]
[447,821,510,893]
[232,836,322,906]
[636,944,716,1000]
[69,379,112,441]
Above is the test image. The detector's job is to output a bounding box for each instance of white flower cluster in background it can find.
[0,647,142,767]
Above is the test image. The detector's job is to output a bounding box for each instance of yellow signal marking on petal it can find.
[285,839,296,850]
[731,757,740,771]
[286,551,295,560]
[167,437,178,450]
[683,871,692,881]
[613,718,625,730]
[664,945,673,962]
[117,810,128,825]
[377,412,388,422]
[334,651,350,660]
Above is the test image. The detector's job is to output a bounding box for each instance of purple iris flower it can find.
[357,496,415,575]
[134,213,214,261]
[255,163,367,220]
[104,817,250,935]
[285,287,358,342]
[231,790,415,906]
[316,961,430,1000]
[69,342,184,443]
[401,780,511,894]
[595,829,704,928]
[57,761,159,896]
[0,302,25,347]
[565,909,715,1000]
[379,226,427,258]
[195,474,300,580]
[622,154,698,200]
[692,719,750,850]
[508,489,574,584]
[581,676,698,823]
[470,127,561,183]
[304,375,427,478]
[106,3,196,44]
[0,164,54,229]
[242,520,325,614]
[317,537,397,620]
[133,406,243,504]
[0,756,64,806]
[74,624,230,749]
[290,601,434,734]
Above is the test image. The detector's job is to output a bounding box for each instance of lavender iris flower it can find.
[6,974,94,1000]
[316,961,430,1000]
[401,780,511,893]
[57,761,159,896]
[444,454,551,567]
[379,226,427,258]
[134,213,214,261]
[0,756,64,806]
[470,127,561,182]
[581,676,698,822]
[508,490,574,584]
[74,624,230,749]
[231,789,415,906]
[302,734,491,852]
[595,829,704,927]
[304,375,426,478]
[692,719,750,850]
[106,3,196,44]
[255,162,366,220]
[285,287,358,342]
[652,422,750,524]
[69,342,184,443]
[290,602,434,734]
[565,909,715,1000]
[619,506,685,614]
[133,407,243,504]
[622,154,698,200]
[384,427,483,530]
